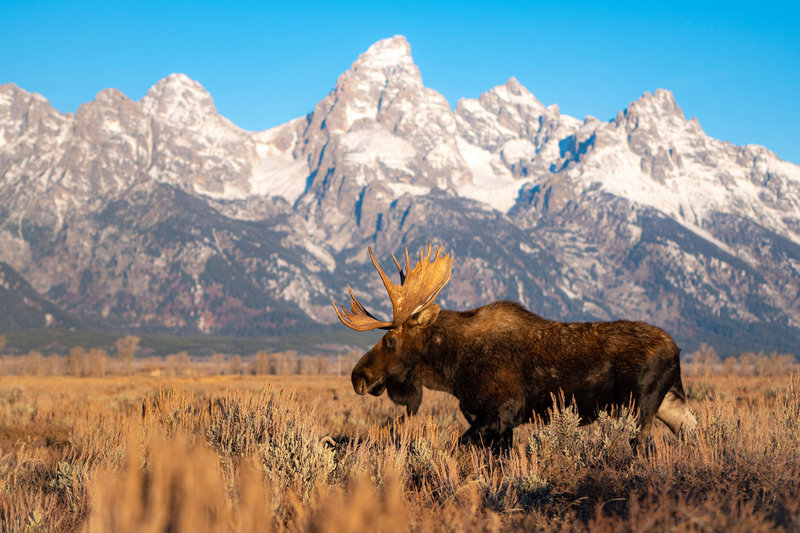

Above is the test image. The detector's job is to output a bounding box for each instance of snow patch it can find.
[501,139,537,163]
[575,120,800,247]
[455,138,533,212]
[583,301,610,320]
[102,119,123,134]
[386,182,430,197]
[247,119,311,203]
[423,142,463,171]
[345,105,376,129]
[340,126,416,172]
[251,147,309,204]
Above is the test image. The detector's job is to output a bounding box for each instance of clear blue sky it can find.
[2,0,798,163]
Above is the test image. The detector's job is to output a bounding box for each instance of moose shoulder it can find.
[333,245,696,449]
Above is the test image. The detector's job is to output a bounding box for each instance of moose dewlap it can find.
[333,243,696,449]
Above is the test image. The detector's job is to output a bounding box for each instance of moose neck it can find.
[407,311,463,394]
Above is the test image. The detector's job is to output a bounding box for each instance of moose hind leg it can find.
[632,415,657,451]
[656,391,697,437]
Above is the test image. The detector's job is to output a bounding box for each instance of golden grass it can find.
[0,373,798,532]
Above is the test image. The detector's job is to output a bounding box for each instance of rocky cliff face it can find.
[1,35,799,353]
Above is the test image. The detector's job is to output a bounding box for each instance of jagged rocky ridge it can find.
[1,36,799,353]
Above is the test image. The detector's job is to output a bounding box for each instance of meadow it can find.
[0,362,799,532]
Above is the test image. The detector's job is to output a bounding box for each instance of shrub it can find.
[526,394,637,470]
[688,378,719,401]
[480,472,551,511]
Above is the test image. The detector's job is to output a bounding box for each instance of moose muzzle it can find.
[351,364,387,396]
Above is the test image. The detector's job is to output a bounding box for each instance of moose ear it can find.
[411,304,440,329]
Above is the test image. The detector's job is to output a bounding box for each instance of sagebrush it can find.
[0,373,798,532]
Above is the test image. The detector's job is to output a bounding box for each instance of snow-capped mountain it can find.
[1,35,798,354]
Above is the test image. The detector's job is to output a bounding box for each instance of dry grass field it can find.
[0,371,799,532]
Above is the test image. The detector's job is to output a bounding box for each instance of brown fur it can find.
[351,301,695,450]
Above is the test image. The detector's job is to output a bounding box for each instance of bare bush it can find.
[86,349,107,377]
[740,351,758,374]
[62,347,106,377]
[165,351,191,376]
[229,354,242,375]
[115,336,140,376]
[21,350,45,375]
[65,346,87,376]
[690,342,721,376]
[755,351,796,376]
[298,355,330,375]
[249,350,297,375]
[209,353,225,375]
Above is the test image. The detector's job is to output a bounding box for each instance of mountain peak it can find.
[504,76,523,93]
[315,35,428,133]
[352,35,415,72]
[480,76,545,116]
[2,37,800,353]
[627,88,685,121]
[93,87,130,105]
[0,82,53,109]
[141,73,217,125]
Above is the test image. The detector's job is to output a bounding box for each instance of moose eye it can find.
[385,337,396,350]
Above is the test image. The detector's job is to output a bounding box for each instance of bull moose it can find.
[333,244,697,449]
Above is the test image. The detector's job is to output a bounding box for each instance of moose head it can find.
[332,243,451,397]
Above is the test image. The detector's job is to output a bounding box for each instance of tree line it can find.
[0,335,363,377]
[1,334,793,378]
[685,342,797,377]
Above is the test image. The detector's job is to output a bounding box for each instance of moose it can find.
[333,244,697,449]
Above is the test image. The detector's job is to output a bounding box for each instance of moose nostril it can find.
[351,366,372,395]
[353,379,367,395]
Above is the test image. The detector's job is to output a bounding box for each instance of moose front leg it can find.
[458,415,514,452]
[458,397,523,452]
[386,378,423,415]
[459,401,477,424]
[499,428,514,450]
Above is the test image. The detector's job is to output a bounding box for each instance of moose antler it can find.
[332,243,452,331]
